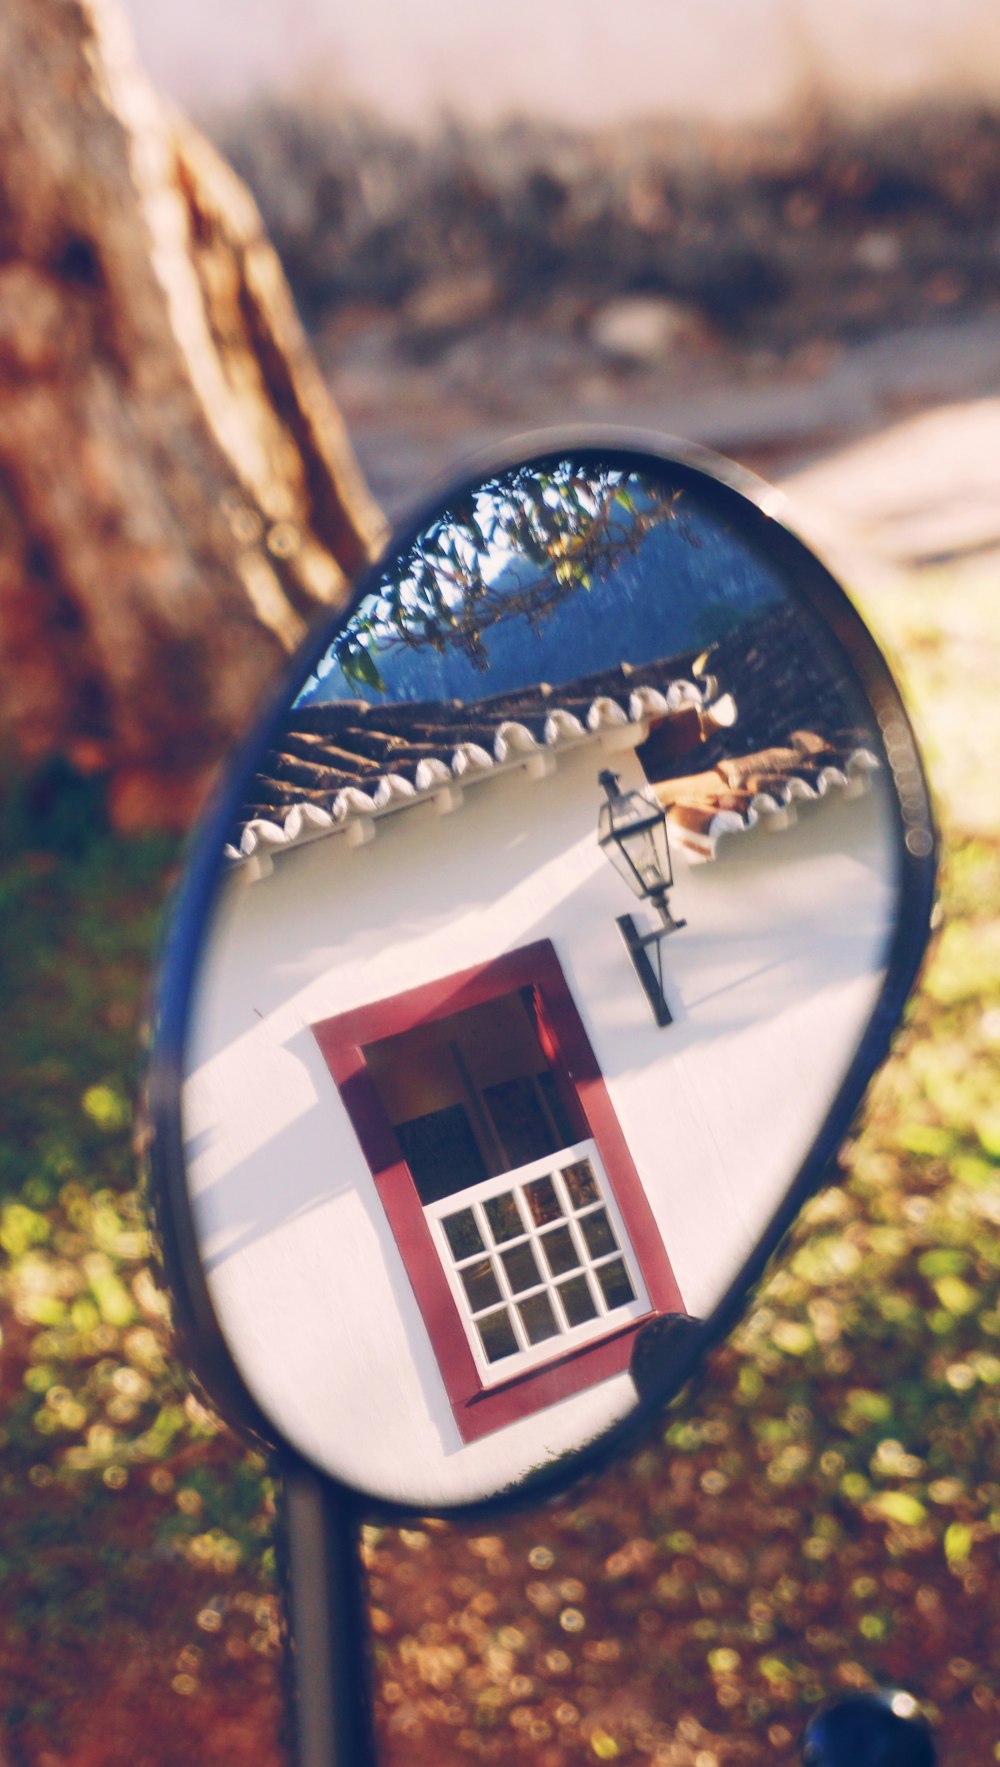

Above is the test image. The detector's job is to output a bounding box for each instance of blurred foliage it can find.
[325,464,684,690]
[0,553,998,1764]
[221,103,1000,346]
[0,770,287,1766]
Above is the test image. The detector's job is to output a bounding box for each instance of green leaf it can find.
[86,1268,134,1328]
[944,1522,973,1563]
[772,1320,813,1355]
[844,1389,893,1423]
[0,1201,50,1257]
[24,1364,56,1394]
[977,1115,1000,1161]
[917,1248,968,1277]
[20,1293,66,1326]
[933,1274,979,1315]
[81,1084,129,1132]
[758,1656,794,1684]
[870,1491,927,1526]
[340,642,386,693]
[952,1155,997,1187]
[898,1123,955,1157]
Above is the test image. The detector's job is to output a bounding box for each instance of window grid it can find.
[425,1139,649,1386]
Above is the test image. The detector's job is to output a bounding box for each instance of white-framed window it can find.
[424,1138,649,1385]
[311,939,685,1441]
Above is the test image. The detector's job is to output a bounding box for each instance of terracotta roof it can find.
[227,601,880,864]
[227,659,728,860]
[639,599,880,855]
[658,730,879,858]
[674,598,872,772]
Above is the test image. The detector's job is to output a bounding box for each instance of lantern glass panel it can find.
[599,785,673,900]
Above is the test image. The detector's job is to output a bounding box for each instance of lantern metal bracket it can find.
[616,908,685,1028]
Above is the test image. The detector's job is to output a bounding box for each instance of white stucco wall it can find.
[183,737,898,1506]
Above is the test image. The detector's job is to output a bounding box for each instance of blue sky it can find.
[297,474,785,711]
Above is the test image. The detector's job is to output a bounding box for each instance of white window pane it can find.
[425,1137,649,1388]
[476,1308,519,1363]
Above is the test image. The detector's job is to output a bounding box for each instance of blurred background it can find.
[124,0,1000,126]
[124,0,1000,521]
[2,2,999,1763]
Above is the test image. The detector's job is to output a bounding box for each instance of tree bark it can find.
[0,0,387,830]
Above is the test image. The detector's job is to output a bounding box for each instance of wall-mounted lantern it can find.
[597,769,686,1027]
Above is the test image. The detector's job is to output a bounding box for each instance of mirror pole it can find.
[281,1457,377,1767]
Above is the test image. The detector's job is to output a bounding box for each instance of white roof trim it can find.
[226,680,878,870]
[227,673,713,863]
[493,721,538,760]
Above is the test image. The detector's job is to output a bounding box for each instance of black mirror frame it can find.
[145,428,938,1523]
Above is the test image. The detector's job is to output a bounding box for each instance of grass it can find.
[0,771,287,1766]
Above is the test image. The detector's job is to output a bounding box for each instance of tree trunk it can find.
[0,0,387,830]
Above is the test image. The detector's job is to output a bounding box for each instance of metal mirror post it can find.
[146,437,936,1766]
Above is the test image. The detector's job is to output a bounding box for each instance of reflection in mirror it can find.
[180,449,906,1508]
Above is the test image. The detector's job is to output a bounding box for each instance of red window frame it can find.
[311,940,684,1442]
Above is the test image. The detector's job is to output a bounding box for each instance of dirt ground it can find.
[331,309,1000,529]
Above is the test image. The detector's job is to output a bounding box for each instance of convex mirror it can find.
[149,435,935,1512]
